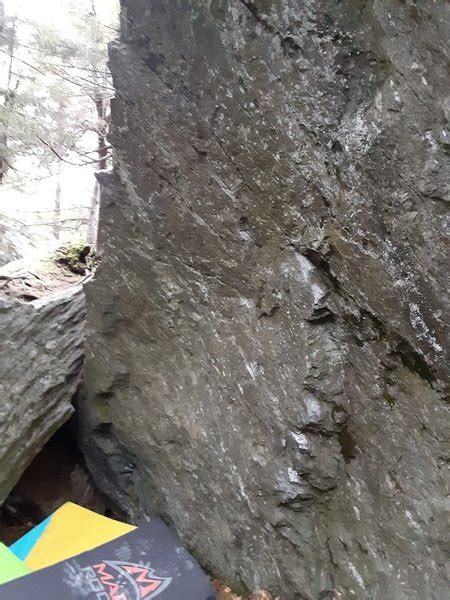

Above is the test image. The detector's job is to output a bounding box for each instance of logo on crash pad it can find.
[85,560,172,599]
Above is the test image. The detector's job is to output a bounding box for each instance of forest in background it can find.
[0,0,118,264]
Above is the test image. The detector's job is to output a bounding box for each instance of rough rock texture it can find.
[0,257,85,301]
[0,285,85,504]
[81,1,449,598]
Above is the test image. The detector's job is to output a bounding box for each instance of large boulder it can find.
[0,280,85,504]
[80,1,449,598]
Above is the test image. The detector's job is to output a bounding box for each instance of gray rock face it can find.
[81,1,449,598]
[0,285,85,504]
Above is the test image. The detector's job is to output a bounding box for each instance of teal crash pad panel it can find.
[9,515,51,561]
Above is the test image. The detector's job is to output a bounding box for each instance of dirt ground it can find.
[0,424,106,546]
[214,583,275,600]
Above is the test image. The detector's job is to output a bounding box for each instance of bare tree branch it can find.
[35,134,112,167]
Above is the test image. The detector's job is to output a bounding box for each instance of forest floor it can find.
[214,583,274,599]
[0,424,105,546]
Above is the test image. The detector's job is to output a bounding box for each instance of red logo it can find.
[81,560,172,599]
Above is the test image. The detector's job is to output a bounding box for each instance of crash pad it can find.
[0,520,216,599]
[9,515,51,561]
[0,544,30,585]
[20,502,135,570]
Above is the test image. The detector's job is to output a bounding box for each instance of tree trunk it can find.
[53,162,62,240]
[0,1,5,30]
[86,179,99,245]
[86,92,107,245]
[0,128,7,184]
[0,16,17,184]
[83,0,110,246]
[94,92,108,170]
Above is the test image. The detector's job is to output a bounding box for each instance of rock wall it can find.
[0,285,85,504]
[81,1,449,598]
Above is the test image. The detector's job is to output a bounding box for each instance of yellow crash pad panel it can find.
[25,502,135,570]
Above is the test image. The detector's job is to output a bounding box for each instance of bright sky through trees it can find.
[6,0,117,29]
[1,0,119,256]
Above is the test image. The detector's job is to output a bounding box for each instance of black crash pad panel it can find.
[0,519,216,599]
